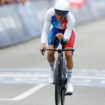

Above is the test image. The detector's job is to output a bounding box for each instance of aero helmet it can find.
[54,0,70,16]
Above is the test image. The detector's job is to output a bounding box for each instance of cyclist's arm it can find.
[64,13,75,40]
[41,10,52,44]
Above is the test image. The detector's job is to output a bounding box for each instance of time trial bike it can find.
[42,36,74,105]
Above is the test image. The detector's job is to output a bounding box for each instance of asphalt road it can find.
[0,18,105,105]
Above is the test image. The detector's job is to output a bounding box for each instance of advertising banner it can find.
[16,1,41,37]
[31,1,52,30]
[0,4,30,48]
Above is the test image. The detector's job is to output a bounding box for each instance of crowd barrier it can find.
[71,0,105,25]
[0,0,105,48]
[0,4,31,47]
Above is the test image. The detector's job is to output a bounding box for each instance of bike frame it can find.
[56,49,66,87]
[46,47,74,105]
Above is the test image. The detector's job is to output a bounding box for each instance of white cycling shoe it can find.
[49,70,54,83]
[66,80,74,95]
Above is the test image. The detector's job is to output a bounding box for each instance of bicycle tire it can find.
[55,85,66,105]
[55,84,61,105]
[54,55,67,105]
[55,58,61,105]
[61,88,66,105]
[61,59,67,105]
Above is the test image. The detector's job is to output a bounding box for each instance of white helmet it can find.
[54,0,70,16]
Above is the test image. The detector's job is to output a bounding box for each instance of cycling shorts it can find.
[48,28,75,48]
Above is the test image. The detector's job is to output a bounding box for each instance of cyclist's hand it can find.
[61,38,68,45]
[56,33,64,40]
[40,43,46,56]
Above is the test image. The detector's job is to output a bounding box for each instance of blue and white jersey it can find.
[51,15,68,29]
[41,8,75,44]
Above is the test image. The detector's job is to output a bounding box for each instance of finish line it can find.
[0,69,105,87]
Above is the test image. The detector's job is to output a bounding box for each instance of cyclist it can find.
[40,0,75,95]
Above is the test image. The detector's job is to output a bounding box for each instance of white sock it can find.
[49,62,55,71]
[67,69,72,82]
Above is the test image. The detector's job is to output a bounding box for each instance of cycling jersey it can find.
[41,8,75,44]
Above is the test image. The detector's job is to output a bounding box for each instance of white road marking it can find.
[0,74,105,80]
[13,84,46,101]
[0,99,13,101]
[0,84,46,101]
[0,74,48,77]
[101,80,105,84]
[73,75,105,80]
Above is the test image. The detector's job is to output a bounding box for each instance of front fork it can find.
[58,54,66,89]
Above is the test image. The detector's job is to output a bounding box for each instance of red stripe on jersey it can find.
[65,30,75,48]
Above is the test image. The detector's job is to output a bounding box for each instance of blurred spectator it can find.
[20,0,27,4]
[0,0,27,5]
[5,0,17,4]
[16,0,27,5]
[0,0,6,5]
[0,0,16,5]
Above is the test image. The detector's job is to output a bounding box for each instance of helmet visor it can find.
[55,9,69,16]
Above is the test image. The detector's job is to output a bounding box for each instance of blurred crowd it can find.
[0,0,54,5]
[0,0,27,5]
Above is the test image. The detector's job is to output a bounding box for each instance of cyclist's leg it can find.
[65,30,75,69]
[47,28,60,64]
[47,45,55,83]
[47,45,55,63]
[64,30,75,94]
[47,28,60,83]
[65,49,73,69]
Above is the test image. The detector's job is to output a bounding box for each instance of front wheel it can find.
[55,84,61,105]
[61,88,66,105]
[55,84,66,105]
